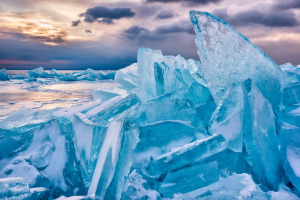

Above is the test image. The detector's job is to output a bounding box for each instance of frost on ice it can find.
[0,10,300,200]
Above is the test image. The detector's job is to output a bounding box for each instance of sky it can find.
[0,0,300,70]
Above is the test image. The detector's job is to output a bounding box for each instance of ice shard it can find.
[160,161,219,198]
[87,120,124,199]
[72,113,108,189]
[189,11,283,114]
[0,177,31,200]
[86,94,142,126]
[115,63,140,91]
[0,157,51,188]
[209,84,244,152]
[149,134,226,176]
[278,121,300,192]
[133,120,196,164]
[283,83,300,107]
[104,123,139,200]
[92,86,128,101]
[0,69,9,81]
[143,88,196,123]
[173,174,270,200]
[30,187,53,200]
[122,170,160,200]
[242,79,283,190]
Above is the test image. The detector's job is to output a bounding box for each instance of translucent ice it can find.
[87,120,124,199]
[190,11,283,114]
[283,83,300,107]
[0,69,9,81]
[242,79,283,190]
[30,187,53,200]
[280,63,300,86]
[0,107,54,133]
[104,124,139,200]
[122,170,160,200]
[86,94,142,126]
[92,86,128,101]
[143,88,196,123]
[134,120,196,163]
[160,161,219,198]
[115,63,140,91]
[72,113,108,189]
[0,177,31,200]
[0,157,51,188]
[25,67,47,78]
[209,84,244,152]
[149,134,226,176]
[102,71,116,80]
[173,173,270,200]
[278,121,300,191]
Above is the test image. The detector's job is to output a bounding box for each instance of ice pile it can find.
[0,67,116,82]
[0,10,300,200]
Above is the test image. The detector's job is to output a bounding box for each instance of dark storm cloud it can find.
[145,0,223,6]
[155,9,176,19]
[122,21,194,42]
[71,19,81,27]
[79,6,136,24]
[154,21,194,34]
[213,8,299,27]
[273,0,300,10]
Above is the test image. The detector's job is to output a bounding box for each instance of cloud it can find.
[145,0,223,6]
[11,22,69,45]
[273,0,300,10]
[155,9,176,19]
[122,21,194,42]
[79,6,136,24]
[71,19,81,27]
[154,21,194,34]
[85,30,92,34]
[212,8,299,27]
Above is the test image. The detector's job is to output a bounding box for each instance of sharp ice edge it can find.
[0,10,300,200]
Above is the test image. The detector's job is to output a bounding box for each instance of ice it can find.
[190,11,283,114]
[278,122,300,191]
[209,84,244,152]
[87,120,124,199]
[86,94,142,126]
[280,63,300,86]
[0,107,54,133]
[104,124,139,200]
[173,173,270,200]
[92,86,127,101]
[30,187,53,200]
[283,83,300,107]
[72,113,108,189]
[102,71,116,80]
[143,88,196,123]
[148,134,226,176]
[160,161,219,198]
[0,120,82,198]
[242,79,283,190]
[190,82,216,128]
[0,68,9,81]
[115,63,140,91]
[25,67,47,78]
[0,177,31,199]
[133,120,196,164]
[122,170,160,200]
[0,157,50,188]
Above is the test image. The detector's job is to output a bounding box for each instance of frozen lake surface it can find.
[0,75,119,120]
